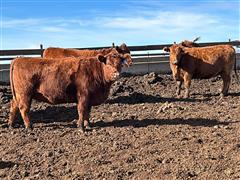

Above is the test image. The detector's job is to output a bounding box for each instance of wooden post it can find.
[40,44,43,57]
[147,52,150,73]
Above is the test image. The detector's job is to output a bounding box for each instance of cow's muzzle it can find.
[173,60,178,65]
[121,59,130,67]
[112,72,120,80]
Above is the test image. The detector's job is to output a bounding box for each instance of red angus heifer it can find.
[43,43,132,67]
[163,44,238,98]
[9,53,126,131]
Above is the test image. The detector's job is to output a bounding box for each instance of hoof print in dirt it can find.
[143,72,163,84]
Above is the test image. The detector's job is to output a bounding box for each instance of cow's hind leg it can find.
[183,74,192,98]
[176,81,182,98]
[220,72,231,97]
[8,99,19,128]
[18,97,32,129]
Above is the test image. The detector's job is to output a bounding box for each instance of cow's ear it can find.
[193,36,200,43]
[116,46,123,53]
[163,47,170,52]
[97,54,107,64]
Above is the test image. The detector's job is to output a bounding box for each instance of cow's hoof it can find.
[85,125,92,131]
[8,123,14,129]
[25,124,33,130]
[220,93,226,98]
[78,128,85,133]
[77,124,85,133]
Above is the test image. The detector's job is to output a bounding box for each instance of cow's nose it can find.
[113,72,120,79]
[128,61,133,66]
[173,60,178,65]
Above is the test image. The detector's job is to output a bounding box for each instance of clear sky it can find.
[1,0,239,49]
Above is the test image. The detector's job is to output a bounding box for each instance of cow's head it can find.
[163,44,186,80]
[103,64,120,82]
[113,43,132,67]
[97,51,131,72]
[163,43,185,66]
[180,37,200,47]
[116,43,131,54]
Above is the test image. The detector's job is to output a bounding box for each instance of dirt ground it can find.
[0,71,239,180]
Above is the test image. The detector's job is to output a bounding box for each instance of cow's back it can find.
[43,47,64,58]
[43,47,112,59]
[182,45,235,78]
[186,45,234,62]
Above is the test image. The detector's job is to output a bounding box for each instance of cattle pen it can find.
[0,41,240,179]
[0,41,240,83]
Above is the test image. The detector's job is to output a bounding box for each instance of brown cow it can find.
[43,43,132,67]
[9,52,130,131]
[163,43,238,98]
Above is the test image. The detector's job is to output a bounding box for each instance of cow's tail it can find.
[234,53,240,84]
[10,58,16,101]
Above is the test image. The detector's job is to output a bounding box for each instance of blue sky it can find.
[1,0,239,49]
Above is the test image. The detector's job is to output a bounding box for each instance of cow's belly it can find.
[192,63,222,79]
[33,92,77,104]
[192,72,220,79]
[35,82,78,104]
[89,89,110,106]
[35,87,77,104]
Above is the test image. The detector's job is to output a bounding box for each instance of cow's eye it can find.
[112,54,118,58]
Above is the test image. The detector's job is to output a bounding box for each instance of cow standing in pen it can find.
[9,52,131,132]
[43,43,132,67]
[163,43,238,98]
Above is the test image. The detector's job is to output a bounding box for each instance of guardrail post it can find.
[40,44,43,57]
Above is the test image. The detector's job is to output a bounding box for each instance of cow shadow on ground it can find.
[225,92,240,97]
[30,105,78,124]
[193,92,240,98]
[1,105,78,127]
[0,161,16,169]
[107,92,210,104]
[10,108,239,129]
[93,118,239,129]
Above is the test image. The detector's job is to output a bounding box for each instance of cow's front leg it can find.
[183,74,192,98]
[176,81,182,98]
[77,94,88,132]
[84,106,92,130]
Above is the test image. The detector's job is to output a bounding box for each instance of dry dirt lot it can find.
[0,72,240,179]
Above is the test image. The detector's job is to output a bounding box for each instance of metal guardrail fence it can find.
[0,41,240,83]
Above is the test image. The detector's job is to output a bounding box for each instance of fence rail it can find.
[1,41,240,58]
[1,41,240,83]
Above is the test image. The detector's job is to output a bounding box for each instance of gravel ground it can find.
[0,71,239,179]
